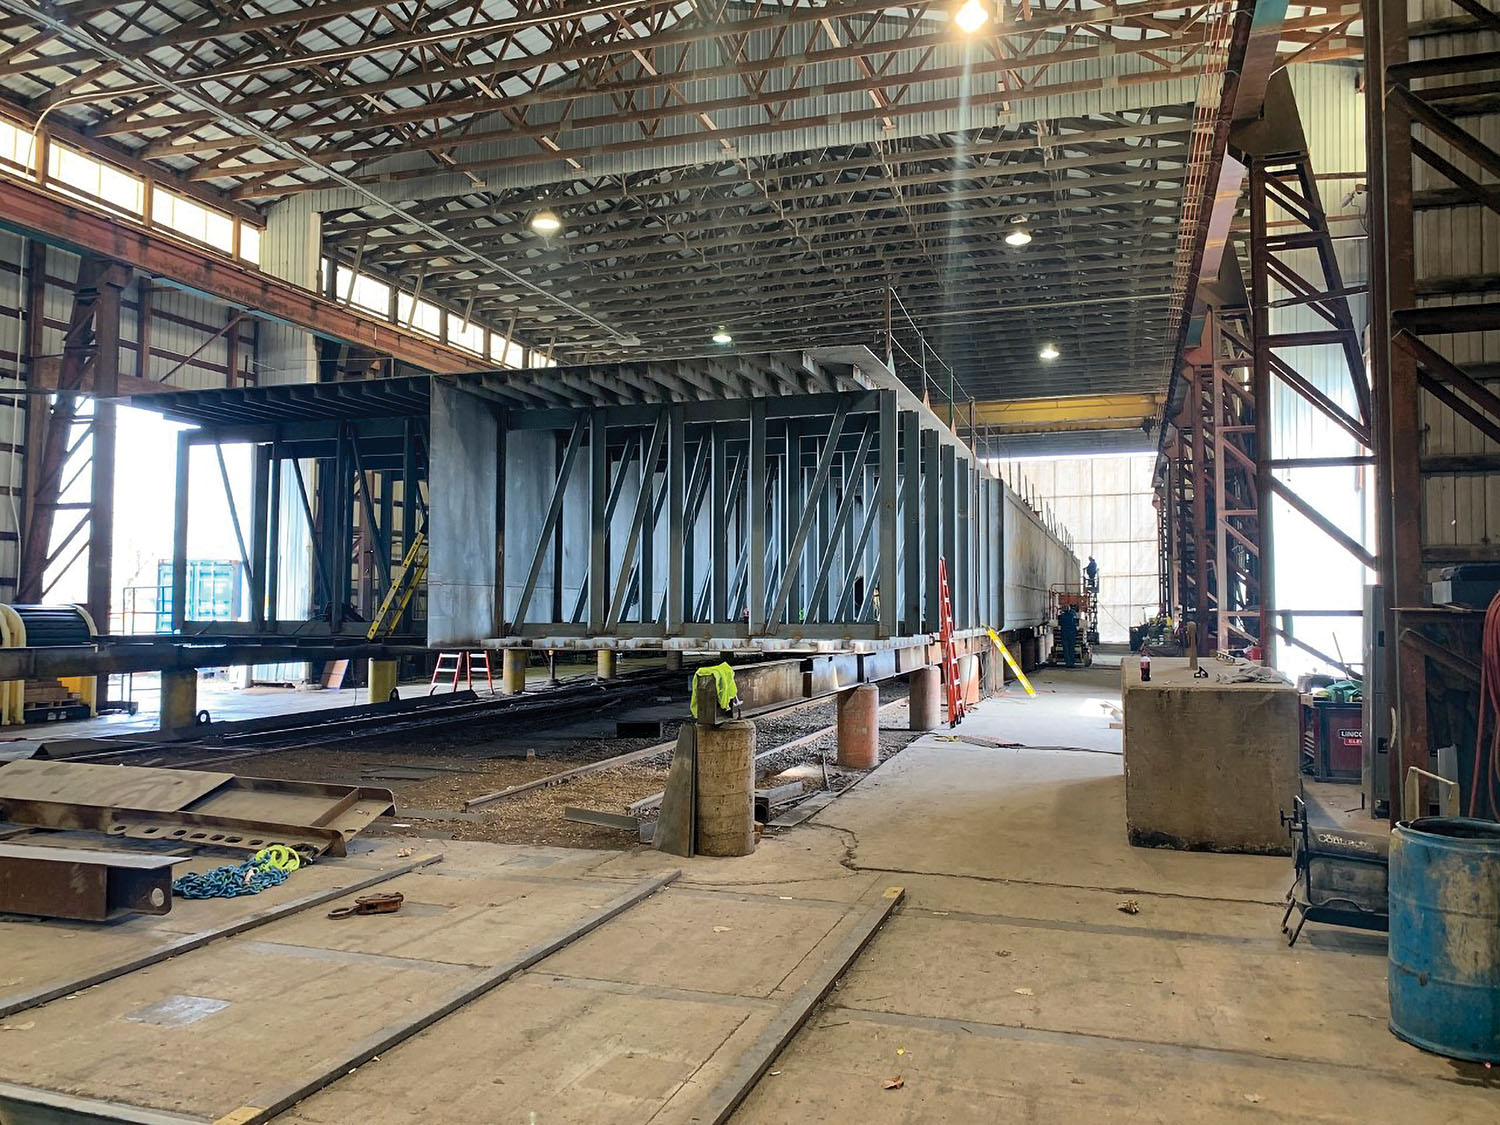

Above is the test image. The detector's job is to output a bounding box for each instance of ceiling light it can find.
[712,327,733,345]
[529,208,562,235]
[1039,342,1060,361]
[955,0,989,33]
[1005,226,1032,247]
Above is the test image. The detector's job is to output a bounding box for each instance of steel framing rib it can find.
[491,388,1005,642]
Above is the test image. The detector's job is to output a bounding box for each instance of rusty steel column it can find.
[1211,310,1230,654]
[87,264,127,647]
[1247,158,1276,666]
[1367,0,1426,819]
[19,256,128,606]
[1189,365,1210,640]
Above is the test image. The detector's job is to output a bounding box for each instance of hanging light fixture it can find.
[712,326,733,345]
[529,208,562,235]
[1039,342,1060,361]
[955,0,989,32]
[1005,217,1033,247]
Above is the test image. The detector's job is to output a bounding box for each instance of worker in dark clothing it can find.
[1084,556,1099,594]
[1060,605,1079,667]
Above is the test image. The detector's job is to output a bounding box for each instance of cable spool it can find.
[9,605,95,647]
[0,605,99,723]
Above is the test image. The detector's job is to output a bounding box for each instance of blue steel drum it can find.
[1388,816,1500,1062]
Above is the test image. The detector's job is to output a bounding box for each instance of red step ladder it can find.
[938,558,966,726]
[429,652,495,695]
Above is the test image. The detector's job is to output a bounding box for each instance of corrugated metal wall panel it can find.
[143,284,248,390]
[1404,17,1500,561]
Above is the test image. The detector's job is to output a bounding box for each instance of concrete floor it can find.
[1,665,1493,1122]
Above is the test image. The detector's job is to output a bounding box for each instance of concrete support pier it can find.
[695,719,756,856]
[502,649,527,695]
[1122,657,1297,854]
[908,665,941,731]
[664,650,683,672]
[367,659,397,703]
[158,669,198,733]
[836,684,880,768]
[596,650,617,679]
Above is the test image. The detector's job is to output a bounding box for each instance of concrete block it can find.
[1122,658,1297,855]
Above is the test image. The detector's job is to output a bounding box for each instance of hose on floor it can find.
[1470,591,1500,819]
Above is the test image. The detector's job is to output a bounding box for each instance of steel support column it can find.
[1367,0,1500,819]
[1241,75,1373,669]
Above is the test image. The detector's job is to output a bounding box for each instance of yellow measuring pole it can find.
[987,629,1036,697]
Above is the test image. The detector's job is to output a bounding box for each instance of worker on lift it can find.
[1084,556,1099,595]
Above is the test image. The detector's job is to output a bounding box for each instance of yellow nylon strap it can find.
[986,629,1036,697]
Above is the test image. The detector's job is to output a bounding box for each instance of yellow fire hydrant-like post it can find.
[367,659,398,703]
[502,649,528,695]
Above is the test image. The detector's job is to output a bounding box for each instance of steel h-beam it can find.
[1367,0,1500,819]
[19,255,127,636]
